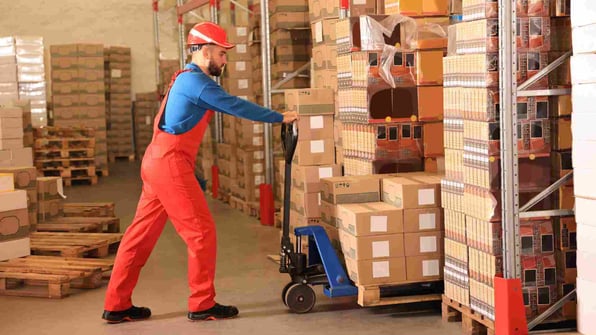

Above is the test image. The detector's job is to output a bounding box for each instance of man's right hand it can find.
[282,111,298,124]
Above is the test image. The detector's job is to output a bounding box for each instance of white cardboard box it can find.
[572,114,596,141]
[577,223,596,254]
[571,54,596,85]
[571,0,596,28]
[577,249,596,282]
[0,237,30,261]
[573,24,596,54]
[0,172,14,192]
[572,83,596,115]
[577,277,596,335]
[574,169,596,200]
[575,197,596,228]
[0,189,27,212]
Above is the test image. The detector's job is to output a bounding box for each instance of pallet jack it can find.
[279,123,358,313]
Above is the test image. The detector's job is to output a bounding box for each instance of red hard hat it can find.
[187,22,234,49]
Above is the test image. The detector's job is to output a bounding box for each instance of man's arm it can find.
[198,83,283,123]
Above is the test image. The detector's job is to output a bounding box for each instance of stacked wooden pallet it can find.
[34,127,98,186]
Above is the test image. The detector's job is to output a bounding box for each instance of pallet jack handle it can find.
[280,122,298,273]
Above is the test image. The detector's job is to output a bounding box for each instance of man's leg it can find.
[104,182,168,312]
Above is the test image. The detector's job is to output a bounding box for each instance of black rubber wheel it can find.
[284,283,316,314]
[281,282,294,306]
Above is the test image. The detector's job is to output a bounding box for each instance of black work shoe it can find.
[102,306,152,324]
[188,303,239,321]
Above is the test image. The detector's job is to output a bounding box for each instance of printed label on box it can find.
[252,136,263,146]
[419,213,437,230]
[420,236,437,253]
[111,69,122,78]
[310,115,324,129]
[372,260,390,278]
[372,241,390,258]
[318,167,333,179]
[370,216,388,232]
[237,44,247,53]
[253,163,263,173]
[255,175,265,184]
[418,189,435,206]
[237,27,247,36]
[145,116,151,125]
[315,21,324,43]
[353,0,366,4]
[318,193,321,206]
[254,151,264,160]
[310,140,324,153]
[236,62,246,71]
[238,79,249,89]
[422,259,440,276]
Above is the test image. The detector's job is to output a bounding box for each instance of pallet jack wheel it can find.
[282,282,294,306]
[284,283,316,314]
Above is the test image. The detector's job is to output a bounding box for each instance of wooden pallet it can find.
[34,137,95,150]
[108,154,135,162]
[442,295,495,335]
[63,202,115,217]
[97,168,109,177]
[0,255,114,298]
[35,148,95,160]
[35,157,95,170]
[34,127,96,139]
[36,217,120,233]
[30,232,123,258]
[40,165,96,178]
[63,176,99,187]
[358,281,443,307]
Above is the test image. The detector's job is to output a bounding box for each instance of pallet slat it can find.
[442,295,495,335]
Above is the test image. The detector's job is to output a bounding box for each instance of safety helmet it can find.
[187,22,235,49]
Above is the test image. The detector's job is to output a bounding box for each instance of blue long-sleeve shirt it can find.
[159,63,283,134]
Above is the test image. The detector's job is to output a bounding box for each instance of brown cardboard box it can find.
[345,256,407,285]
[226,78,252,97]
[296,115,334,140]
[227,26,250,43]
[292,164,342,193]
[227,43,251,61]
[558,185,574,209]
[382,175,441,209]
[549,95,572,118]
[225,61,251,78]
[554,217,576,251]
[38,199,64,223]
[285,88,335,115]
[336,202,404,235]
[293,139,335,166]
[416,50,444,86]
[320,200,338,228]
[403,207,443,233]
[0,208,29,242]
[423,122,444,157]
[418,86,444,121]
[312,68,338,90]
[289,209,322,233]
[311,19,338,45]
[404,231,444,256]
[552,117,572,151]
[350,0,378,16]
[270,12,309,30]
[406,254,444,281]
[271,29,311,47]
[269,0,309,13]
[37,177,63,202]
[312,44,337,70]
[0,167,36,189]
[321,175,382,204]
[556,249,576,284]
[290,187,321,218]
[339,229,405,259]
[308,0,340,21]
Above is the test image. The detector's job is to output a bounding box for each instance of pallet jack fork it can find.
[279,123,358,314]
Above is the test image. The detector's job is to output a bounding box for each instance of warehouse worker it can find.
[102,22,298,323]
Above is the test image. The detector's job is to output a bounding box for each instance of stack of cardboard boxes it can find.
[37,176,64,224]
[0,105,33,168]
[0,166,37,233]
[133,92,159,159]
[441,0,566,321]
[284,88,342,246]
[232,117,267,203]
[158,59,179,97]
[106,46,134,160]
[570,1,596,332]
[196,123,215,192]
[50,43,108,175]
[15,36,47,127]
[0,37,18,106]
[0,173,30,262]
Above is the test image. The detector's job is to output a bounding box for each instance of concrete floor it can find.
[0,161,462,335]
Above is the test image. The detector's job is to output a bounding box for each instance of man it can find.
[102,22,298,323]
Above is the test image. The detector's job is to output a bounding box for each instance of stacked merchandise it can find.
[15,36,47,127]
[106,46,134,161]
[0,37,18,106]
[336,13,447,176]
[570,1,596,333]
[0,166,37,233]
[231,116,266,204]
[196,122,215,192]
[37,176,64,224]
[33,127,97,186]
[0,173,30,261]
[158,59,179,97]
[216,141,236,199]
[133,92,159,160]
[223,26,252,100]
[50,44,108,175]
[0,105,34,168]
[441,0,561,321]
[284,88,341,246]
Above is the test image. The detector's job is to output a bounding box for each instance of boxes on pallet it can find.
[0,166,37,230]
[384,0,449,16]
[382,175,441,209]
[321,175,382,204]
[0,188,30,250]
[0,106,24,150]
[37,176,63,222]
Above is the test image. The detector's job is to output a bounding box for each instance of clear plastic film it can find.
[359,14,446,88]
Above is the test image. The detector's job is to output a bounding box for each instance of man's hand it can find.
[282,111,298,124]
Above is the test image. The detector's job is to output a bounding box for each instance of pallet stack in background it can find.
[0,104,34,168]
[106,46,134,161]
[15,36,48,127]
[50,44,108,177]
[336,11,447,176]
[570,0,596,333]
[283,88,341,247]
[441,0,574,322]
[133,92,159,160]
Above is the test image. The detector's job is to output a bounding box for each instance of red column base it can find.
[259,184,274,226]
[211,165,219,199]
[495,277,529,335]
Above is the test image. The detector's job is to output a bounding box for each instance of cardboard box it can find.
[336,202,404,236]
[571,54,596,85]
[227,43,251,61]
[0,236,30,262]
[339,229,405,259]
[308,0,339,21]
[557,249,577,284]
[293,139,335,166]
[0,208,29,242]
[225,61,251,78]
[418,86,444,121]
[521,254,557,287]
[37,177,63,201]
[270,12,309,30]
[0,167,36,189]
[321,175,382,204]
[406,254,444,281]
[0,173,14,192]
[291,164,342,194]
[269,0,309,13]
[345,256,407,285]
[385,0,449,16]
[570,0,596,28]
[423,122,444,157]
[552,117,571,151]
[403,208,443,233]
[404,231,443,256]
[38,199,64,222]
[296,115,334,140]
[320,200,338,228]
[382,175,442,209]
[0,189,27,212]
[290,187,321,218]
[311,19,338,45]
[578,277,596,335]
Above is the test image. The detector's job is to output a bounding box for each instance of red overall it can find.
[104,70,217,312]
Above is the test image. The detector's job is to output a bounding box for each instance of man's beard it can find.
[208,60,222,77]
